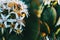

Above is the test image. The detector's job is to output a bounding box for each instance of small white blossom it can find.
[1,14,10,28]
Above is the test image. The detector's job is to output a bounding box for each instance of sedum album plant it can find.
[0,0,60,40]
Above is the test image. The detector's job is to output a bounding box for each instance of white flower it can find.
[1,14,10,28]
[14,18,25,30]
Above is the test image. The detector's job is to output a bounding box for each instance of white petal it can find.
[15,13,19,19]
[20,22,25,27]
[0,19,3,23]
[8,9,10,13]
[20,16,25,20]
[56,17,60,26]
[20,25,22,29]
[1,28,4,34]
[9,28,12,33]
[3,5,6,9]
[23,5,28,9]
[7,19,16,22]
[25,11,29,17]
[6,14,10,19]
[46,36,49,40]
[14,23,18,29]
[0,8,3,12]
[1,14,5,19]
[4,21,8,28]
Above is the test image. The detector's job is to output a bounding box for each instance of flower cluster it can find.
[0,0,28,34]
